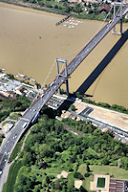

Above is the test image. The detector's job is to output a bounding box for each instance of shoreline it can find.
[0,0,116,21]
[0,0,71,17]
[0,0,127,23]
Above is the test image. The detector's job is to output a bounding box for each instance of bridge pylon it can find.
[56,58,69,96]
[112,1,123,35]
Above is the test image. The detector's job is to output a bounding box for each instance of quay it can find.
[56,15,71,25]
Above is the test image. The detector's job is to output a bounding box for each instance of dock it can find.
[56,15,71,26]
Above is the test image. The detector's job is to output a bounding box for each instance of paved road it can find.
[0,4,128,189]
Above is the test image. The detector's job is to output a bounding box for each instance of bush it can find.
[84,172,90,177]
[74,172,84,180]
[54,5,58,9]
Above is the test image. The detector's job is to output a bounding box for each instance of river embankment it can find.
[1,0,128,22]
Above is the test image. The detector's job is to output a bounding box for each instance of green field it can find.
[2,160,22,192]
[97,177,105,188]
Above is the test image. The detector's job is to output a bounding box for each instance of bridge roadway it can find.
[0,4,128,186]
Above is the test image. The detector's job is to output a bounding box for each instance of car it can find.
[5,151,9,155]
[13,134,17,139]
[109,19,112,23]
[14,134,17,138]
[0,170,3,175]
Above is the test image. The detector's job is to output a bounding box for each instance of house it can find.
[98,5,111,13]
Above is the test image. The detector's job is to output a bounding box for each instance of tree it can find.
[65,5,71,13]
[70,104,77,111]
[35,82,41,89]
[73,4,83,14]
[75,92,83,99]
[7,73,15,80]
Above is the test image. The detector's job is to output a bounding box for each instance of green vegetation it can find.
[2,160,22,192]
[0,96,31,123]
[62,118,96,134]
[70,104,77,111]
[76,92,128,115]
[3,106,128,192]
[96,177,105,188]
[0,134,5,146]
[2,0,127,23]
[78,164,128,191]
[2,120,15,126]
[90,165,128,179]
[7,73,15,80]
[9,113,22,121]
[35,81,41,89]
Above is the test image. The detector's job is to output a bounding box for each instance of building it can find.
[90,174,110,192]
[90,174,128,192]
[98,5,111,13]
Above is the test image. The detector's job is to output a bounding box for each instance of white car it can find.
[0,170,3,175]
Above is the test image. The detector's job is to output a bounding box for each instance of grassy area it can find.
[78,164,128,191]
[90,165,128,179]
[2,120,15,126]
[9,113,21,120]
[97,177,105,188]
[2,160,22,192]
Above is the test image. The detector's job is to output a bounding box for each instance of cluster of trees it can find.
[62,118,96,133]
[14,112,128,192]
[0,96,31,122]
[22,0,112,20]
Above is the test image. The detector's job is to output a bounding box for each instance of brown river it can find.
[0,2,128,107]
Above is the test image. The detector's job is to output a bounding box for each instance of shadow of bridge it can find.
[75,29,128,95]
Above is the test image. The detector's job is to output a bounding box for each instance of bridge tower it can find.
[112,1,123,35]
[56,58,69,96]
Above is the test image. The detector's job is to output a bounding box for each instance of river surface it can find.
[0,2,128,107]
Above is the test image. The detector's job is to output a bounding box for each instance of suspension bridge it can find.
[0,2,128,187]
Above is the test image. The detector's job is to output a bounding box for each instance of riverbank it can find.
[0,0,67,16]
[1,0,127,22]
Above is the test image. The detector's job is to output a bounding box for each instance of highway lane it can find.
[0,118,30,175]
[0,4,128,185]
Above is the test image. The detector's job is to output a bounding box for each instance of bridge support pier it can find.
[112,2,123,35]
[56,58,69,96]
[120,18,123,35]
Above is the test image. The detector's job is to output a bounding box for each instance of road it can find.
[0,4,128,190]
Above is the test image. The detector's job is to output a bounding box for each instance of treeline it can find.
[0,95,31,122]
[13,113,128,192]
[75,92,128,115]
[20,0,113,21]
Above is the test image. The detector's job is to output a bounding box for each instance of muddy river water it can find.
[0,2,128,107]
